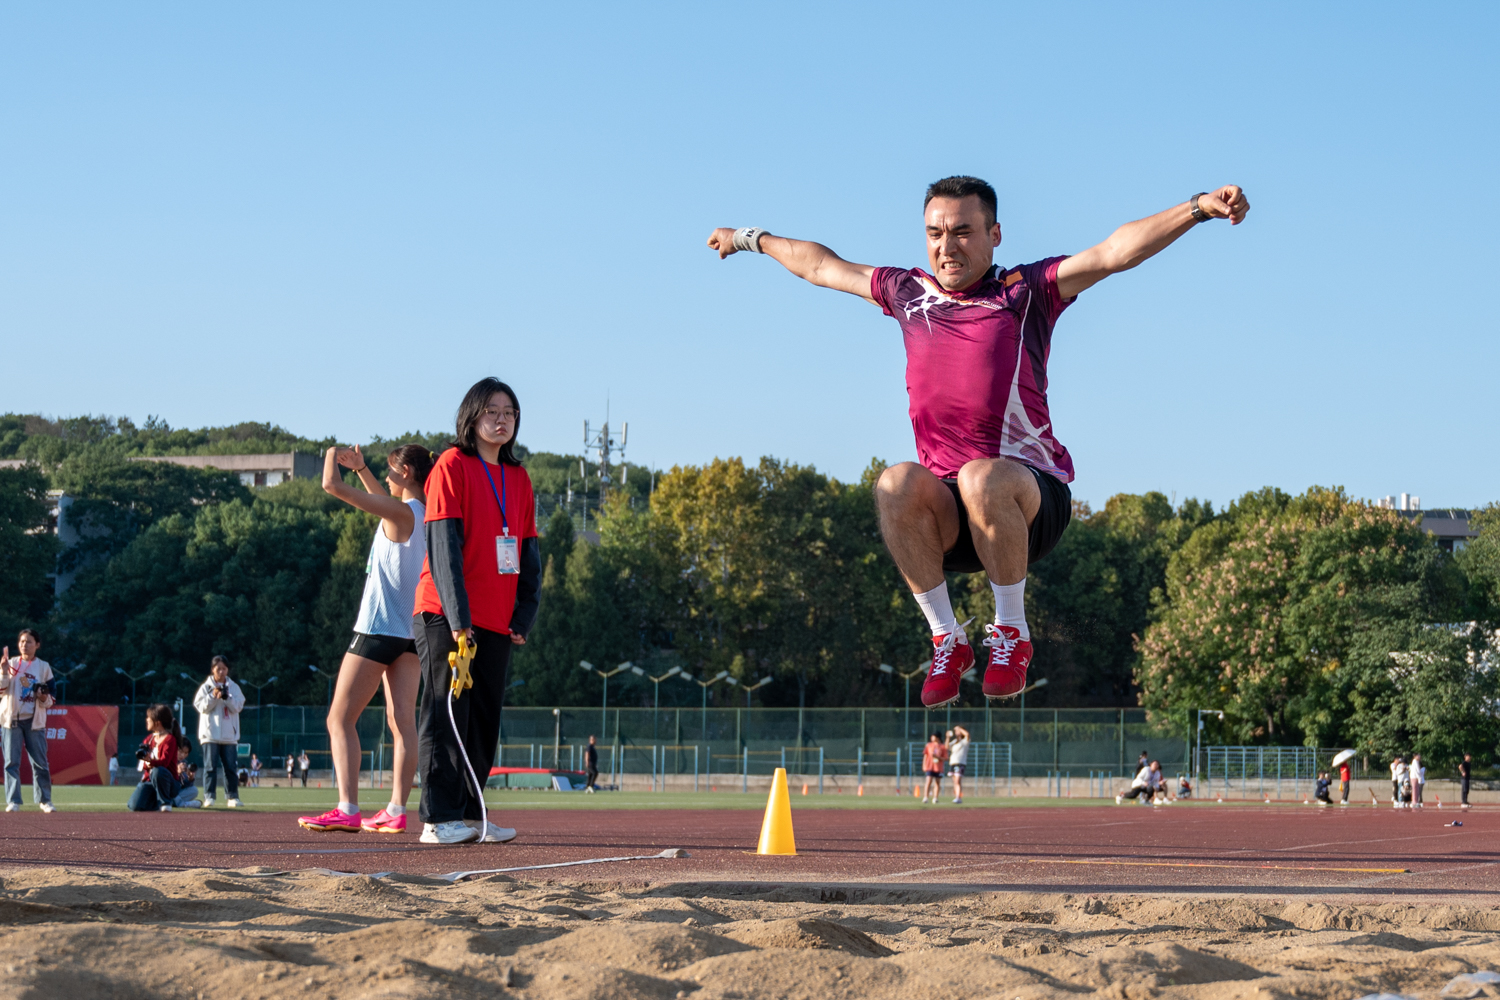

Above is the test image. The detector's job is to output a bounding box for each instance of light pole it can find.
[240,676,278,746]
[1018,677,1048,742]
[580,660,643,739]
[1194,708,1224,783]
[685,670,730,741]
[879,661,928,744]
[740,675,772,708]
[114,667,156,706]
[646,666,682,740]
[552,708,561,769]
[53,664,85,703]
[308,664,332,707]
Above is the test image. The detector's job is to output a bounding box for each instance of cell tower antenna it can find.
[582,400,628,505]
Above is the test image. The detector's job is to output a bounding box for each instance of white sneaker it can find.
[202,797,215,808]
[226,798,243,809]
[38,803,55,813]
[4,803,18,812]
[420,821,480,845]
[159,804,173,812]
[464,819,518,843]
[952,797,962,804]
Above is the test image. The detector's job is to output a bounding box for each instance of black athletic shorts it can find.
[348,631,418,666]
[949,763,967,777]
[941,465,1072,575]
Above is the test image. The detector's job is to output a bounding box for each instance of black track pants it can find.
[414,612,511,825]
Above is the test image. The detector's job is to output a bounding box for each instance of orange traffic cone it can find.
[801,783,808,796]
[857,784,864,797]
[755,768,796,855]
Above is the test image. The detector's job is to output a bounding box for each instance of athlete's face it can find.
[476,392,518,450]
[924,195,1001,292]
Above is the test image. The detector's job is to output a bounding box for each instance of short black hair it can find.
[924,176,998,226]
[454,377,523,466]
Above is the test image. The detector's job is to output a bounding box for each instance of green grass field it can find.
[23,785,1238,812]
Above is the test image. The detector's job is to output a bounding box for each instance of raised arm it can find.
[707,228,877,304]
[321,446,416,541]
[1056,185,1249,300]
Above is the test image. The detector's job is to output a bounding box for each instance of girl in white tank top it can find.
[298,443,433,835]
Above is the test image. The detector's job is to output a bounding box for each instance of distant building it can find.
[1402,509,1479,553]
[129,452,322,487]
[0,452,321,488]
[1375,493,1479,552]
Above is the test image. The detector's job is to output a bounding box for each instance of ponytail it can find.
[388,444,436,488]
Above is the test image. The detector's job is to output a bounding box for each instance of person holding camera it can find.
[192,655,246,808]
[1,629,56,813]
[129,704,184,811]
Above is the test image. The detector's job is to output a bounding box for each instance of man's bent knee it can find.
[956,459,1039,522]
[876,462,940,503]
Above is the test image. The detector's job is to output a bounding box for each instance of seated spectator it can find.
[128,704,184,812]
[172,739,202,808]
[1315,772,1332,804]
[1177,775,1193,799]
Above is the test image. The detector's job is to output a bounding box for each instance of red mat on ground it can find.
[1,806,1492,902]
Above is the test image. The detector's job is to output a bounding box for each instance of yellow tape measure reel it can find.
[448,634,477,698]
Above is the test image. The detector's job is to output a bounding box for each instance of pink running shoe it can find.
[921,626,975,708]
[361,808,407,834]
[981,623,1033,699]
[297,807,361,833]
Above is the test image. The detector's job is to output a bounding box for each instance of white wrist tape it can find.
[732,227,768,253]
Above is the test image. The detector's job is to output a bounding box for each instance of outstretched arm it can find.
[1056,185,1249,300]
[707,228,877,304]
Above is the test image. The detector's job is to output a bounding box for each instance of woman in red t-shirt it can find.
[412,377,540,845]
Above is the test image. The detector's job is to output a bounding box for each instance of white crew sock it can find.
[385,802,406,816]
[913,583,961,639]
[338,802,359,816]
[991,579,1029,640]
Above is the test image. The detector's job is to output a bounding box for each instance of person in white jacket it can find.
[193,656,246,807]
[1117,761,1155,804]
[1,630,55,813]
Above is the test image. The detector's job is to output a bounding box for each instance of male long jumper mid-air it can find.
[708,176,1249,708]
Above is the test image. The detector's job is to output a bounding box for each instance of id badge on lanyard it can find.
[496,532,520,575]
[482,460,521,575]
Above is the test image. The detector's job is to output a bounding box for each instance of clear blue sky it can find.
[3,5,1495,510]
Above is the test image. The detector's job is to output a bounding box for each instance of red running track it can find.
[2,806,1493,902]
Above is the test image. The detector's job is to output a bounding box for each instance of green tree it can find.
[1136,487,1470,754]
[56,480,352,706]
[0,466,59,641]
[51,453,248,573]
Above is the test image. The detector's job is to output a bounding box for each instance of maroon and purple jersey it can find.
[870,257,1075,483]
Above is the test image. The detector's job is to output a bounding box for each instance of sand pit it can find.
[1,867,1498,999]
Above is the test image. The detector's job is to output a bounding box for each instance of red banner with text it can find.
[15,706,119,786]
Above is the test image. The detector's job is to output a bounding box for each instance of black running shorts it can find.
[941,465,1072,575]
[348,631,418,666]
[949,763,967,777]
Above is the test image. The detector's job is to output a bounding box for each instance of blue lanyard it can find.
[479,458,509,535]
